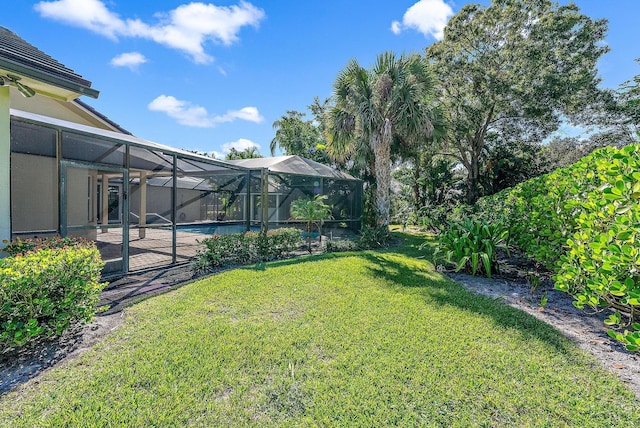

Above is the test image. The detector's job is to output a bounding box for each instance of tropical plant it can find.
[290,195,333,252]
[392,151,462,228]
[357,225,393,250]
[270,110,331,164]
[225,146,263,160]
[427,0,609,203]
[326,51,443,227]
[471,143,640,351]
[433,219,510,278]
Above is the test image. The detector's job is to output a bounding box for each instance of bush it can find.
[434,219,509,278]
[411,205,458,233]
[357,225,393,249]
[470,143,640,351]
[194,228,302,273]
[324,238,360,253]
[0,243,105,351]
[3,235,93,257]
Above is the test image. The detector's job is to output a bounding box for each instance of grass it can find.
[0,232,638,426]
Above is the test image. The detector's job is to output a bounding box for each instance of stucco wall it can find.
[10,153,57,232]
[129,185,203,223]
[10,89,116,131]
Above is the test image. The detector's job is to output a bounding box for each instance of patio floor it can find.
[96,227,206,272]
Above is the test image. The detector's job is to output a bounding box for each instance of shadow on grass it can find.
[369,233,576,355]
[239,249,362,271]
[237,231,573,355]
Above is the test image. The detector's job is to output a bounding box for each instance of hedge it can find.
[1,240,105,351]
[193,228,302,272]
[471,144,640,351]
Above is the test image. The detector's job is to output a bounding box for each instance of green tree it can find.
[427,0,609,203]
[289,195,333,253]
[393,152,460,215]
[617,59,640,130]
[326,52,443,226]
[270,110,331,164]
[225,146,263,160]
[480,138,545,195]
[591,58,640,145]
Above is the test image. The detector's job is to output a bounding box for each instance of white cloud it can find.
[35,0,126,39]
[148,95,264,128]
[222,138,260,153]
[215,106,264,124]
[390,21,402,35]
[34,0,265,63]
[391,0,454,40]
[110,52,147,69]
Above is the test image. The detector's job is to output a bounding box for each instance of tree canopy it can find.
[224,146,263,160]
[326,52,443,226]
[270,110,331,165]
[427,0,609,203]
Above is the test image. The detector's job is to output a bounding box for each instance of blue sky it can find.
[4,0,640,157]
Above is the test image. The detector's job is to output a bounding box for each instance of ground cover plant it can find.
[1,233,638,426]
[0,238,104,350]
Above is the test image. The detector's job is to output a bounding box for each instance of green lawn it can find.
[1,233,637,427]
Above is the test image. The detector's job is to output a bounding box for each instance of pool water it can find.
[177,224,260,235]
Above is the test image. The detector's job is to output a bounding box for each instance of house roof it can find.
[0,26,99,100]
[226,155,358,180]
[72,99,132,135]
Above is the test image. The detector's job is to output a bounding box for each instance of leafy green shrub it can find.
[357,225,393,249]
[552,145,640,349]
[254,228,302,258]
[0,244,105,351]
[471,143,640,350]
[3,235,93,257]
[194,228,302,272]
[410,205,453,232]
[324,238,360,253]
[434,219,509,278]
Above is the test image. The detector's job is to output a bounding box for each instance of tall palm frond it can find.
[326,51,445,226]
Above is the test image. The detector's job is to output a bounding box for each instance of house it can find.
[1,26,362,276]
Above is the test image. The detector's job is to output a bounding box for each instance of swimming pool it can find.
[176,224,260,235]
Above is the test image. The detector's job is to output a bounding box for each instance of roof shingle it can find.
[0,26,98,98]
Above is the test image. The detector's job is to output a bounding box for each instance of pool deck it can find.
[96,227,206,272]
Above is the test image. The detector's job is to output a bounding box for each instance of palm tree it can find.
[290,195,333,253]
[225,146,263,160]
[326,52,443,226]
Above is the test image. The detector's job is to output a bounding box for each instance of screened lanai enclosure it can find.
[226,156,363,235]
[9,111,362,276]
